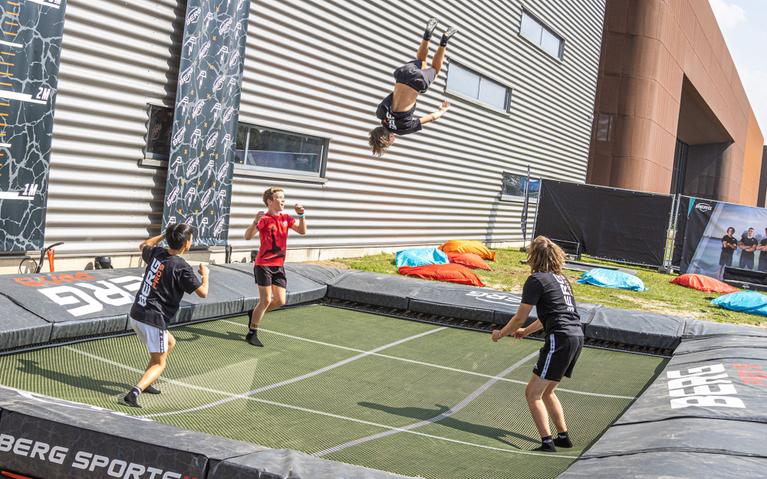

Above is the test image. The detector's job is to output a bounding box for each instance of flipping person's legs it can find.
[418,18,439,64]
[432,27,458,73]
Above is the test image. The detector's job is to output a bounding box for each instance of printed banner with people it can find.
[677,196,767,278]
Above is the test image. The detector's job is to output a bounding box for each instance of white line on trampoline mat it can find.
[316,351,539,457]
[223,320,634,400]
[64,346,577,460]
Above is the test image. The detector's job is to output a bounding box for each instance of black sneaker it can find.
[533,441,557,453]
[247,333,264,347]
[245,330,254,342]
[554,435,573,448]
[122,392,141,408]
[440,26,459,46]
[423,17,439,40]
[144,385,161,395]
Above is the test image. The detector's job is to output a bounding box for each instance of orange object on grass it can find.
[398,263,485,287]
[446,252,491,270]
[671,274,739,294]
[439,240,496,261]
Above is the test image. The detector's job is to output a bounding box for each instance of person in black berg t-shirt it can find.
[122,223,209,408]
[368,17,458,156]
[759,227,767,272]
[718,226,738,278]
[491,236,583,453]
[739,227,758,270]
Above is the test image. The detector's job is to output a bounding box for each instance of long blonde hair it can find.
[527,236,566,274]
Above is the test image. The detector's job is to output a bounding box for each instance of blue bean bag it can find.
[395,247,449,269]
[711,291,767,317]
[578,268,646,292]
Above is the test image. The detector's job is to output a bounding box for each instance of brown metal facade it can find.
[588,0,764,205]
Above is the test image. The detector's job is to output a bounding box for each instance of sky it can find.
[709,0,767,136]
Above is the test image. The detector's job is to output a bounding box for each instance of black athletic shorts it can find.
[533,333,584,382]
[394,59,437,93]
[254,265,287,289]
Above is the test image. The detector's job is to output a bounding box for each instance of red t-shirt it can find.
[255,213,296,266]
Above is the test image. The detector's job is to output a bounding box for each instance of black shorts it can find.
[254,265,287,289]
[533,333,584,382]
[394,59,437,93]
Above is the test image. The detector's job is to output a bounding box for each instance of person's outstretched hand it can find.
[294,203,305,215]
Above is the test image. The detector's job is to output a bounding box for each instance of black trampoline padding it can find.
[284,263,348,285]
[327,271,426,309]
[559,452,767,478]
[0,296,52,349]
[0,269,145,321]
[683,319,767,338]
[617,354,767,425]
[407,283,525,324]
[216,263,327,308]
[582,418,767,459]
[0,386,262,479]
[209,448,417,479]
[674,335,767,355]
[585,307,685,349]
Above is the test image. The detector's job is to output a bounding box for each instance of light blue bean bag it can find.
[395,247,449,269]
[711,291,767,317]
[578,268,646,292]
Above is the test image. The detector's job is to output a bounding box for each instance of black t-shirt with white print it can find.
[375,94,422,136]
[130,246,202,330]
[521,272,583,336]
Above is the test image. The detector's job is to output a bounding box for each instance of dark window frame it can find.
[501,171,541,202]
[144,103,174,161]
[519,9,566,61]
[234,123,330,178]
[445,61,513,113]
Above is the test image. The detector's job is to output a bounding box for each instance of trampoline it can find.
[0,304,665,479]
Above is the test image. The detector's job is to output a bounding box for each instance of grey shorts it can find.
[394,59,437,93]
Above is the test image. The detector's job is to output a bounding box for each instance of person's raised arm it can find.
[491,304,534,342]
[244,211,265,240]
[291,203,307,235]
[195,263,209,298]
[420,99,450,126]
[139,233,165,252]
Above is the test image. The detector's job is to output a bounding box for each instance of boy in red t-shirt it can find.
[243,187,307,346]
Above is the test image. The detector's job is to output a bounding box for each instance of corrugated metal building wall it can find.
[10,0,605,268]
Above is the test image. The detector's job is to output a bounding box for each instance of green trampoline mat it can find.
[0,305,666,479]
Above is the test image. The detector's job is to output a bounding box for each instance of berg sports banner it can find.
[162,0,250,246]
[0,0,66,252]
[678,196,767,277]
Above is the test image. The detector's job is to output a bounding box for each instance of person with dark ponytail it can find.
[122,223,209,408]
[369,17,458,156]
[491,236,583,453]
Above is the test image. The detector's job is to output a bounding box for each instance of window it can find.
[235,124,328,176]
[145,104,174,160]
[595,113,613,142]
[501,172,540,201]
[519,10,564,60]
[446,63,511,112]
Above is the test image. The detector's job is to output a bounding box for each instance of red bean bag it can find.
[439,240,496,261]
[671,274,739,294]
[446,252,491,270]
[398,263,485,287]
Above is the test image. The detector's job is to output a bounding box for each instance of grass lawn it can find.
[333,248,766,327]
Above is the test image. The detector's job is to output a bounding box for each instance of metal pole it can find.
[521,165,531,249]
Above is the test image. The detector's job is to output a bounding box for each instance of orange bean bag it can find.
[398,264,485,287]
[446,252,491,270]
[439,240,496,261]
[671,274,739,294]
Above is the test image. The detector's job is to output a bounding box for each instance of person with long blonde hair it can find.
[491,236,583,453]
